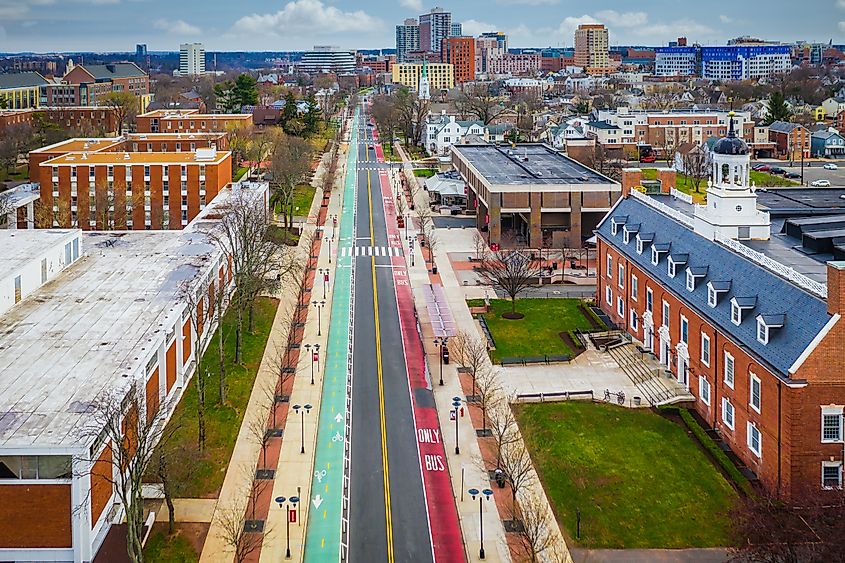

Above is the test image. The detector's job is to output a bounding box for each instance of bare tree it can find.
[473,231,488,262]
[683,147,711,193]
[475,368,501,437]
[450,330,489,397]
[215,471,266,563]
[178,279,210,450]
[248,392,274,470]
[488,398,518,469]
[513,491,560,563]
[268,134,312,229]
[103,91,138,135]
[477,250,543,318]
[78,385,174,563]
[500,436,536,521]
[152,438,196,535]
[455,83,508,125]
[0,192,13,229]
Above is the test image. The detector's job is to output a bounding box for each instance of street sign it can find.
[289,509,297,523]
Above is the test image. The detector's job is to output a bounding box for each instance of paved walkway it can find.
[571,548,729,563]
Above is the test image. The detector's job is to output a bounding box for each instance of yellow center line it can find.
[368,169,395,562]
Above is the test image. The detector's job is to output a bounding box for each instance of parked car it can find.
[824,163,839,170]
[770,167,786,175]
[811,179,832,187]
[785,172,801,179]
[752,164,770,172]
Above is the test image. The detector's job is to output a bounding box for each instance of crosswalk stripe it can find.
[342,246,404,257]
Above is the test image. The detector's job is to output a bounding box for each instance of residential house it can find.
[811,129,845,158]
[424,113,486,155]
[821,97,845,119]
[767,121,810,160]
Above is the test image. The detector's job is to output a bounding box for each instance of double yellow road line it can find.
[367,168,395,562]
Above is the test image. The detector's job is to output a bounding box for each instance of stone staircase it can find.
[607,343,694,406]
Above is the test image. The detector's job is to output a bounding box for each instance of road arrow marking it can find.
[313,494,324,509]
[335,413,343,423]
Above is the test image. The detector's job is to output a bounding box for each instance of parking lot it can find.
[754,159,845,187]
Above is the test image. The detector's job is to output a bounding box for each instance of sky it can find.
[0,0,843,53]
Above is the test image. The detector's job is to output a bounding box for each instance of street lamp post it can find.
[408,236,415,267]
[468,487,493,559]
[303,344,320,384]
[325,236,332,263]
[318,268,329,299]
[274,495,300,559]
[451,397,464,455]
[313,300,325,337]
[433,336,448,386]
[293,404,312,454]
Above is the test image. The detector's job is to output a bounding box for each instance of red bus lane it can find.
[374,150,466,562]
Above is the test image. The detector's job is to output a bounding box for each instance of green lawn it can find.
[468,298,596,360]
[0,164,28,183]
[750,170,799,187]
[292,183,316,216]
[515,402,737,549]
[413,168,437,178]
[233,167,248,182]
[163,296,278,498]
[382,142,398,162]
[143,528,198,562]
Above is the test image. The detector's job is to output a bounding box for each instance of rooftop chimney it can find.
[827,262,845,315]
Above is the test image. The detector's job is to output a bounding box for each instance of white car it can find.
[811,179,831,187]
[824,163,839,170]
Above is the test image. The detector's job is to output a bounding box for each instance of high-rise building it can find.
[450,22,462,37]
[475,33,508,75]
[177,43,206,76]
[419,7,452,53]
[574,24,611,75]
[654,44,792,80]
[396,19,420,63]
[299,46,357,74]
[442,36,476,84]
[135,44,147,58]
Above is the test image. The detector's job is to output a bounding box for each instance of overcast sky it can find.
[0,0,842,53]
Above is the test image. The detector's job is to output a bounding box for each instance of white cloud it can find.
[633,19,714,41]
[557,14,600,38]
[231,0,382,37]
[838,0,845,8]
[154,18,202,36]
[594,10,648,29]
[719,14,733,24]
[461,19,501,36]
[839,21,845,32]
[399,0,422,11]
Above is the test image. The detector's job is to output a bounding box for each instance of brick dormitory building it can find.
[30,133,232,230]
[135,109,253,134]
[597,116,845,497]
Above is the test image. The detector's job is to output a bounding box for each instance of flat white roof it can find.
[0,230,218,451]
[0,229,77,281]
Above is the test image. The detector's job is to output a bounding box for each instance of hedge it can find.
[579,303,607,330]
[662,406,754,497]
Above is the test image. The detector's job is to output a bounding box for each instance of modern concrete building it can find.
[654,45,792,80]
[574,24,611,75]
[0,72,48,109]
[391,63,454,93]
[396,19,421,63]
[419,7,452,54]
[451,143,621,248]
[299,46,356,74]
[176,43,206,76]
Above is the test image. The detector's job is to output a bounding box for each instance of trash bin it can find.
[633,396,641,406]
[442,348,450,365]
[494,468,506,488]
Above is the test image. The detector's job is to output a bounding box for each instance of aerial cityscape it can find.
[2,1,845,563]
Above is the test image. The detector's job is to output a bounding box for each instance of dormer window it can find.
[636,232,654,255]
[610,215,628,236]
[708,285,717,307]
[730,296,757,326]
[622,224,640,245]
[686,269,695,291]
[756,314,785,345]
[707,280,731,308]
[686,266,708,292]
[667,253,688,279]
[652,243,670,266]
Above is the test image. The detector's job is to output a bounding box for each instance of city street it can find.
[753,159,845,187]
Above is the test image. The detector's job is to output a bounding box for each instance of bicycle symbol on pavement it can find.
[314,469,327,483]
[332,431,344,443]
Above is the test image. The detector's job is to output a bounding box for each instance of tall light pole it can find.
[274,495,300,559]
[318,268,329,299]
[303,343,320,385]
[313,300,325,337]
[468,488,493,560]
[451,397,464,455]
[433,336,448,386]
[325,236,332,263]
[293,403,312,454]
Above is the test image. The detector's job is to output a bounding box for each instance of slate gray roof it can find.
[0,71,48,89]
[597,196,832,377]
[84,63,146,80]
[768,121,805,134]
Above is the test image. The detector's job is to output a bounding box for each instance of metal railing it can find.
[629,188,695,228]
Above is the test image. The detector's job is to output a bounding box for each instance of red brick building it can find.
[768,121,811,160]
[441,36,476,84]
[43,62,150,109]
[0,106,120,136]
[597,130,845,498]
[135,109,253,134]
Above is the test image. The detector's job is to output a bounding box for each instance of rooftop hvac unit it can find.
[124,153,130,160]
[195,148,217,161]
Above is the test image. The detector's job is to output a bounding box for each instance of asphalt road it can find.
[753,158,845,187]
[348,99,434,563]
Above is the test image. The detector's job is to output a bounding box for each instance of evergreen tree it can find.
[303,94,322,136]
[281,92,298,124]
[233,74,258,107]
[763,90,792,125]
[214,81,240,113]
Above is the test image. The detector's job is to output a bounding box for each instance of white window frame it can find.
[605,285,612,306]
[724,351,735,389]
[756,317,769,344]
[667,258,677,278]
[699,376,711,406]
[686,268,695,291]
[662,300,670,328]
[707,285,717,308]
[606,254,612,278]
[731,301,742,325]
[680,315,689,344]
[636,237,644,254]
[749,374,761,413]
[747,422,762,458]
[631,275,638,301]
[646,287,653,313]
[611,221,619,236]
[623,229,631,244]
[618,263,624,289]
[701,333,711,366]
[630,309,639,331]
[617,296,625,317]
[821,406,844,443]
[722,398,735,430]
[651,246,659,265]
[822,461,843,489]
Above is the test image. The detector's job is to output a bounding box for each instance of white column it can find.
[26,202,34,229]
[71,454,93,563]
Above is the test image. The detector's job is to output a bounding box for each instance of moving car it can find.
[811,179,832,187]
[770,167,786,175]
[824,163,839,170]
[752,164,770,172]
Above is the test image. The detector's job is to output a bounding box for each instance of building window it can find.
[747,422,761,457]
[750,374,761,413]
[631,275,638,301]
[756,317,769,344]
[662,300,669,328]
[646,288,653,312]
[724,352,735,388]
[630,309,639,331]
[686,269,695,292]
[605,285,612,306]
[617,296,624,317]
[822,462,843,489]
[606,254,612,278]
[651,246,659,265]
[636,238,644,254]
[731,301,742,325]
[722,398,735,430]
[618,264,624,289]
[680,315,688,344]
[701,333,711,366]
[822,407,843,442]
[708,285,717,308]
[699,376,711,405]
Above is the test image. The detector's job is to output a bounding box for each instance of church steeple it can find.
[419,59,431,101]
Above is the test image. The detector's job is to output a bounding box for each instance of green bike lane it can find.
[303,107,359,562]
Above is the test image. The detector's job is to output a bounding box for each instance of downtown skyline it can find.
[0,0,844,53]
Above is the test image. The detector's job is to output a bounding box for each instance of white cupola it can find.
[694,112,771,241]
